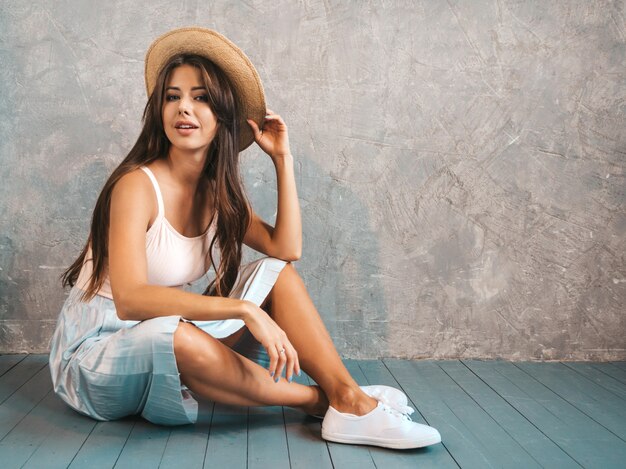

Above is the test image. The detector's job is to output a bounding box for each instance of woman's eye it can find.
[164,94,208,102]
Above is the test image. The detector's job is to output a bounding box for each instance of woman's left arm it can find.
[244,110,302,261]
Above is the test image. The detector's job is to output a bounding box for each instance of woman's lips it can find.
[175,127,197,136]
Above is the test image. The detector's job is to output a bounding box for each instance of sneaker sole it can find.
[321,429,441,449]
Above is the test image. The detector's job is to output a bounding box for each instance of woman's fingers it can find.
[285,345,299,382]
[267,343,286,383]
[250,310,299,383]
[267,345,277,379]
[261,109,286,128]
[266,340,300,383]
[293,349,301,376]
[287,341,300,382]
[274,343,288,382]
[247,107,290,158]
[246,118,262,140]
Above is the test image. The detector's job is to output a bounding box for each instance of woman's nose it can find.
[178,96,191,114]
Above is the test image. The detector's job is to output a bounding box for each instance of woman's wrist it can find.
[238,300,258,323]
[271,151,293,161]
[272,153,294,171]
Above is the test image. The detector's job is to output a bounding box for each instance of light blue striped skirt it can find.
[49,257,286,426]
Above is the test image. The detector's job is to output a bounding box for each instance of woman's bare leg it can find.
[174,321,324,413]
[266,263,378,416]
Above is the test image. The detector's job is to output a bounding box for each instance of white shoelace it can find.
[367,390,416,419]
[380,402,413,422]
[391,402,416,417]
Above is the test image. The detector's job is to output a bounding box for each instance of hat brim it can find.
[145,27,265,152]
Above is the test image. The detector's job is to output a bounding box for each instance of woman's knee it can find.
[266,262,309,313]
[276,261,299,285]
[173,321,221,369]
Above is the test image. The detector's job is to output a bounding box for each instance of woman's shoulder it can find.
[113,167,153,194]
[110,167,158,219]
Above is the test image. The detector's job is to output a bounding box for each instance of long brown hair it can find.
[61,54,252,302]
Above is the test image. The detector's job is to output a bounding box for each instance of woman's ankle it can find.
[328,385,378,416]
[295,384,329,416]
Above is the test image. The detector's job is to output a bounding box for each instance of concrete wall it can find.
[1,0,624,359]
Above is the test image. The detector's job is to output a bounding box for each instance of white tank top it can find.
[75,166,218,299]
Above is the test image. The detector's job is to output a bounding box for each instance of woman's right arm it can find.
[109,170,301,379]
[108,170,250,322]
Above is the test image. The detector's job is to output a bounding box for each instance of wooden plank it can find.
[0,390,95,468]
[516,362,626,440]
[205,403,248,469]
[611,361,626,371]
[113,419,171,469]
[0,389,55,467]
[438,360,580,468]
[0,363,52,440]
[0,354,48,404]
[385,358,498,469]
[15,393,97,469]
[248,404,289,469]
[593,362,626,385]
[68,419,136,469]
[464,360,585,460]
[416,360,540,468]
[465,360,626,468]
[283,372,333,469]
[0,354,26,376]
[359,359,459,469]
[160,400,213,468]
[563,362,626,401]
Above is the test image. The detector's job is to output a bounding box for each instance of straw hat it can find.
[144,27,266,152]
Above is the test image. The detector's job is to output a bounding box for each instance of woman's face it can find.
[162,64,218,154]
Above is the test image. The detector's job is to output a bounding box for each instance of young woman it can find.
[49,27,441,450]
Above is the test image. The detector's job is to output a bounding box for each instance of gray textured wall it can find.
[1,1,624,359]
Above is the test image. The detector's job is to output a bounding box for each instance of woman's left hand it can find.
[247,109,291,161]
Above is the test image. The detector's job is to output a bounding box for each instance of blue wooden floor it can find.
[1,355,625,468]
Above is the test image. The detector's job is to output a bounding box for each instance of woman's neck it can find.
[163,147,208,190]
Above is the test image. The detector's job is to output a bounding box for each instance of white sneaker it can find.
[322,400,441,449]
[360,385,410,409]
[312,385,411,419]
